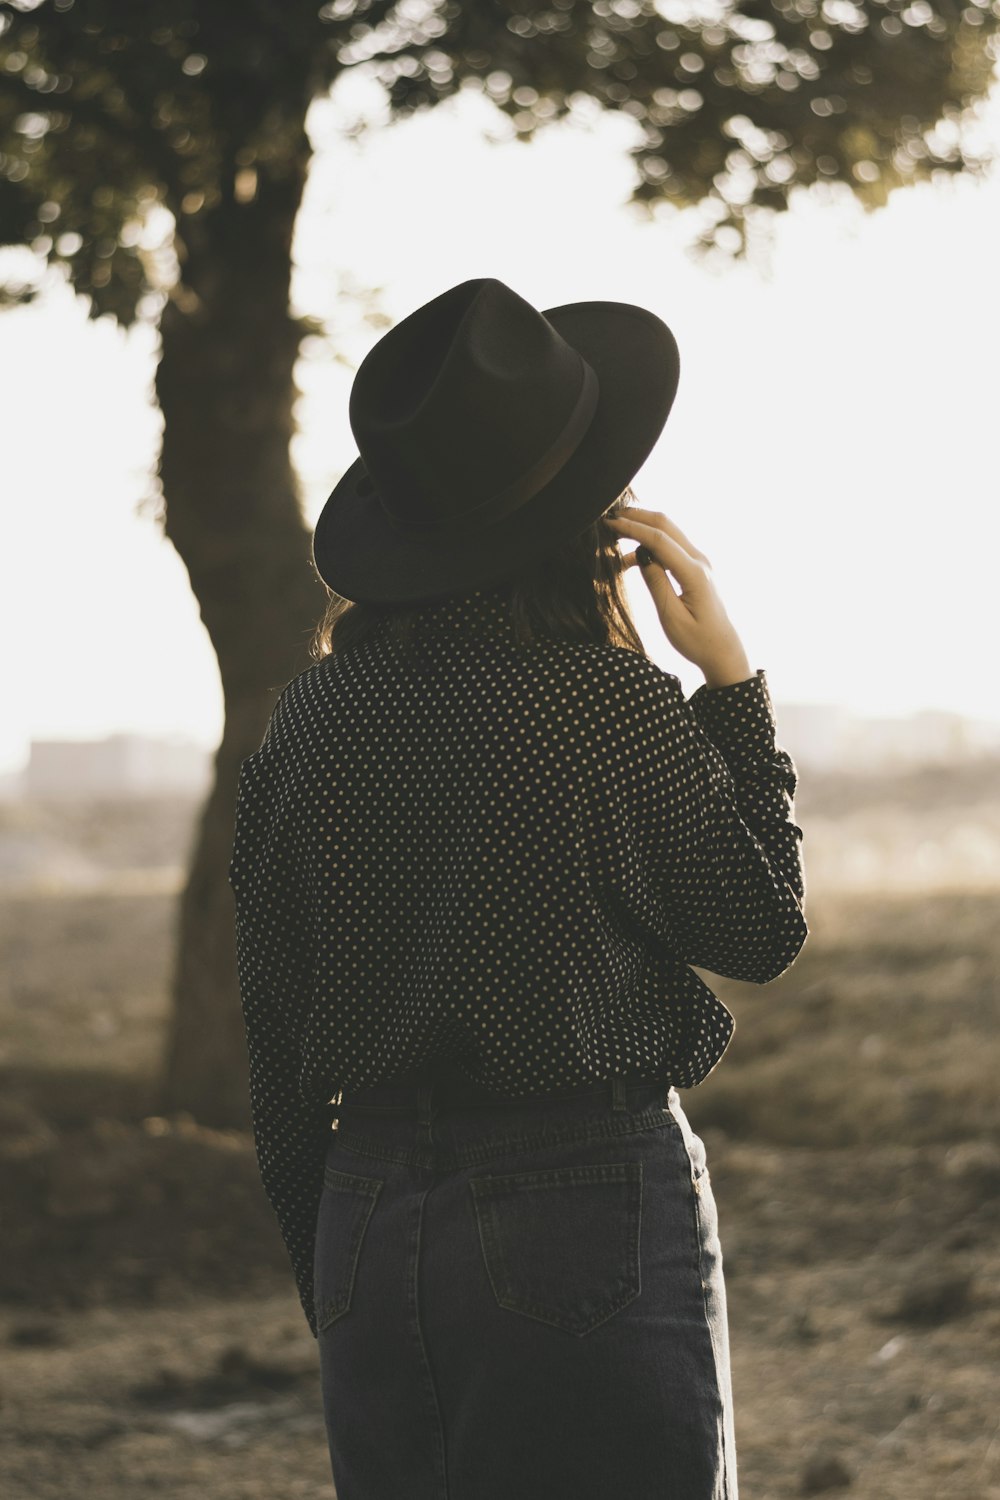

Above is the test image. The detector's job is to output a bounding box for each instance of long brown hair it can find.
[309,485,646,663]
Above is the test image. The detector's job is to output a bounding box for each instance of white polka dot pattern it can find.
[227,584,808,1337]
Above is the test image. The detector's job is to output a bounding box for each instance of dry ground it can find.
[0,785,998,1499]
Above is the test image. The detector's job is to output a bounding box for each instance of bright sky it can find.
[2,69,1000,775]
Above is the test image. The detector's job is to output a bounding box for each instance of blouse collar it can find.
[416,584,515,635]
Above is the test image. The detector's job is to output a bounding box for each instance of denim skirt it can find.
[314,1060,738,1500]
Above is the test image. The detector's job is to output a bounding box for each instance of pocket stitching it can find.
[470,1162,641,1195]
[315,1171,384,1333]
[469,1161,643,1337]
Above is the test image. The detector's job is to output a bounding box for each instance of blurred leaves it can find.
[353,0,1000,254]
[0,0,339,322]
[1,0,998,320]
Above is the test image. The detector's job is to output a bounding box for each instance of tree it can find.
[1,0,996,1125]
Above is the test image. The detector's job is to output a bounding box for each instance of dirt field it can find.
[1,782,998,1499]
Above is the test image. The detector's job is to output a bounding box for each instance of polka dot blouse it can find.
[228,583,809,1337]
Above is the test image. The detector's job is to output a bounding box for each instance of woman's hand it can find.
[605,506,754,688]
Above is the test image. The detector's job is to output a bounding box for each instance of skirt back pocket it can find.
[314,1167,384,1334]
[469,1161,643,1337]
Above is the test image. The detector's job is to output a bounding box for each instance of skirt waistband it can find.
[334,1063,673,1121]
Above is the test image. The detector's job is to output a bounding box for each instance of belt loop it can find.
[610,1074,627,1112]
[417,1082,435,1129]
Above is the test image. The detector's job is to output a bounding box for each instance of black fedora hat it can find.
[310,277,680,605]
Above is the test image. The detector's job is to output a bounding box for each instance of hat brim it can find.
[310,299,680,605]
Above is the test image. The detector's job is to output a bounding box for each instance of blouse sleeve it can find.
[627,665,808,983]
[228,732,334,1341]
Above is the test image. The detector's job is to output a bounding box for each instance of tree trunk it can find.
[153,139,329,1126]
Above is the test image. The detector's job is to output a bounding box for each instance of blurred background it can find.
[1,2,998,1497]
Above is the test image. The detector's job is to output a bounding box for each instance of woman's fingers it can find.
[615,505,712,568]
[607,502,750,675]
[633,547,687,623]
[605,514,709,596]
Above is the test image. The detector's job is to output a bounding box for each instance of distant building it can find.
[768,703,854,772]
[23,733,212,798]
[0,768,25,802]
[8,705,1000,800]
[775,702,1000,773]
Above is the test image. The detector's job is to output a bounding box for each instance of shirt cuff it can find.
[685,668,778,765]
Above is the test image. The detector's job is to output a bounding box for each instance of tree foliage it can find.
[1,0,998,322]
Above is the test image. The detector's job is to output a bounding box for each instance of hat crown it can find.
[347,278,600,534]
[310,274,681,606]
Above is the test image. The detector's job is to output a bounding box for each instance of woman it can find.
[228,277,808,1500]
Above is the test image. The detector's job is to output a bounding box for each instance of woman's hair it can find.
[309,485,647,663]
